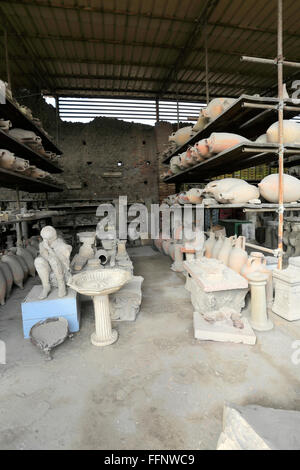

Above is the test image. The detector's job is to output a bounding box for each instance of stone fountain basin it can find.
[68,268,132,297]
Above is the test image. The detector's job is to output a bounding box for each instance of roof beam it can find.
[5,54,275,81]
[5,31,282,60]
[42,73,268,92]
[158,0,221,96]
[0,7,53,90]
[49,87,235,100]
[0,0,195,25]
[3,1,300,42]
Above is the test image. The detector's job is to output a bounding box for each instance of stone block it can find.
[21,286,80,339]
[193,311,256,345]
[184,259,248,315]
[217,403,300,450]
[110,275,143,321]
[272,257,300,321]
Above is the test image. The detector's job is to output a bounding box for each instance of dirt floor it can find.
[0,246,300,450]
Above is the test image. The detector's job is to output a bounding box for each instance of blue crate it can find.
[21,286,80,339]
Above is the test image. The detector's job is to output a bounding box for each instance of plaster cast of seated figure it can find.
[34,226,72,300]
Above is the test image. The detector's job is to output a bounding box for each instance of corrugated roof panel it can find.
[0,0,299,100]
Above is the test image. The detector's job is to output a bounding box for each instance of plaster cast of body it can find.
[34,226,72,300]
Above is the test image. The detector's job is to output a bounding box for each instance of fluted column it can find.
[248,271,273,331]
[91,294,118,346]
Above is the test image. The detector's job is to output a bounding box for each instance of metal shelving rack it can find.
[0,89,64,245]
[162,0,300,269]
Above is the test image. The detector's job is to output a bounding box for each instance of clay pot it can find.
[0,261,13,299]
[170,156,182,175]
[195,139,210,159]
[185,148,198,167]
[203,98,224,120]
[0,149,17,170]
[211,234,225,259]
[258,174,300,203]
[218,181,259,204]
[15,255,29,281]
[256,134,267,143]
[176,192,189,204]
[217,237,233,266]
[13,157,30,172]
[241,252,273,308]
[204,232,216,258]
[0,119,11,132]
[162,240,171,256]
[186,188,203,204]
[207,132,249,154]
[193,110,210,132]
[190,146,203,163]
[228,236,248,274]
[154,237,163,252]
[9,128,42,144]
[204,178,259,204]
[30,168,48,179]
[16,247,35,277]
[0,268,6,305]
[169,243,175,260]
[178,152,190,169]
[25,244,39,258]
[1,254,24,289]
[266,120,300,144]
[169,126,194,147]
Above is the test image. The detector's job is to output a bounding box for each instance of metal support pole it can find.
[4,29,11,91]
[55,95,60,145]
[15,188,23,247]
[155,98,160,123]
[45,192,49,210]
[204,24,210,105]
[277,0,284,269]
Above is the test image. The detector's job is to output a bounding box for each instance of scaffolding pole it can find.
[240,0,300,269]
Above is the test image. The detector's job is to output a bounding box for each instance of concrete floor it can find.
[0,246,300,450]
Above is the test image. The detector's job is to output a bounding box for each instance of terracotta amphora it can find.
[1,254,25,289]
[211,234,225,259]
[228,236,248,274]
[204,232,216,258]
[241,251,273,308]
[217,236,234,266]
[0,261,13,299]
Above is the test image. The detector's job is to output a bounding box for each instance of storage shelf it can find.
[0,167,63,193]
[0,210,66,225]
[0,96,62,155]
[0,129,63,174]
[162,95,300,164]
[164,142,300,183]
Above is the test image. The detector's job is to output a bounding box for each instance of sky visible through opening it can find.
[44,96,206,126]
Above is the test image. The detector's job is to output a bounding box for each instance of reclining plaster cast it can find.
[34,226,72,300]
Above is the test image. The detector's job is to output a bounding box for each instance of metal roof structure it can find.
[0,0,300,101]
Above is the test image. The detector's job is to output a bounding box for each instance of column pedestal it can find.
[91,294,118,346]
[248,271,273,331]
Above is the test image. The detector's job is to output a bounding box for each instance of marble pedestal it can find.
[272,257,300,321]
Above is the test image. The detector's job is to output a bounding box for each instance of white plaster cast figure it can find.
[34,226,72,300]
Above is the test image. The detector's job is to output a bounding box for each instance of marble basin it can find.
[68,269,132,347]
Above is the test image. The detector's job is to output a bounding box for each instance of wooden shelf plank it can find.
[0,129,63,173]
[164,143,300,183]
[0,95,62,155]
[0,167,63,193]
[162,95,300,164]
